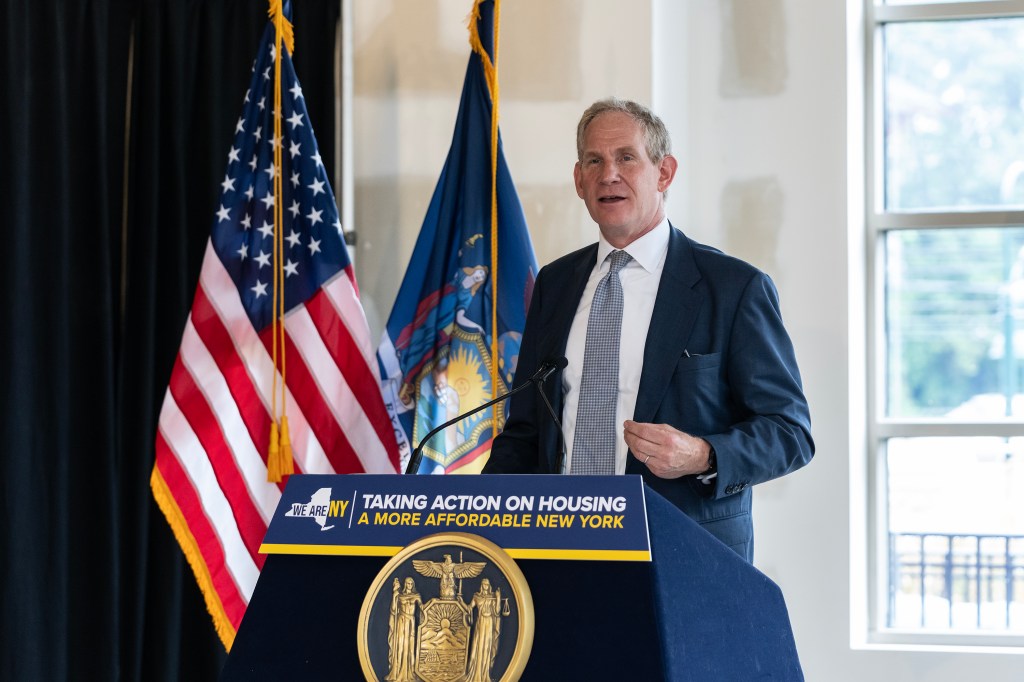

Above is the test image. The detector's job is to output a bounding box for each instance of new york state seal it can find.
[358,533,533,682]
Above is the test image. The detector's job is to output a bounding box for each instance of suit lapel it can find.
[539,244,596,470]
[633,227,703,424]
[541,244,597,362]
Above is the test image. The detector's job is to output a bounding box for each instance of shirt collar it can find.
[596,218,670,273]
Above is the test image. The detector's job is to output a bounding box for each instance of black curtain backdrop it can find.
[2,1,341,679]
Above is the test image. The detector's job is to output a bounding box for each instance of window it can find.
[867,0,1024,646]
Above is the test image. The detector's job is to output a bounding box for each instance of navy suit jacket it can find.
[483,225,814,561]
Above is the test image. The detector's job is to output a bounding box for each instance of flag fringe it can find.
[150,468,237,650]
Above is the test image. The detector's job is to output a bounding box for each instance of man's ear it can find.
[658,154,679,193]
[573,161,584,198]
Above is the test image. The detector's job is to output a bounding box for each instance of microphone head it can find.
[533,356,568,383]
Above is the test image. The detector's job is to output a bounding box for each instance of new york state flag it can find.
[377,0,537,475]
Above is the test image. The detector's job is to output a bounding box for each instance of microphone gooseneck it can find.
[531,359,567,473]
[404,356,567,475]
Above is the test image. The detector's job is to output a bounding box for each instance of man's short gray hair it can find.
[576,98,672,163]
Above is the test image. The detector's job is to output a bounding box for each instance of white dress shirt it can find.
[561,219,670,474]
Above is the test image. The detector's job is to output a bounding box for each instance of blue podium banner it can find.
[259,474,651,561]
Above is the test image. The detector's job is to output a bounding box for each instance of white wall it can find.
[352,0,1024,678]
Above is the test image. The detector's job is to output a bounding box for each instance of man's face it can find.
[573,111,677,248]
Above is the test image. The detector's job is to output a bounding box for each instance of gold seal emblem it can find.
[358,532,534,681]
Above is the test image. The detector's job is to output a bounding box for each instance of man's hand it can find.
[623,420,711,479]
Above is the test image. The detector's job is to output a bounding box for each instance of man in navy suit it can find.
[483,98,814,562]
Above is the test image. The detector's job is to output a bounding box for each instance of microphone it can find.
[404,356,567,475]
[534,356,566,383]
[531,360,567,474]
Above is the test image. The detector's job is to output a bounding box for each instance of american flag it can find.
[150,15,400,649]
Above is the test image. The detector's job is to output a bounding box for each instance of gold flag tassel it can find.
[267,0,296,482]
[279,416,294,476]
[267,421,282,482]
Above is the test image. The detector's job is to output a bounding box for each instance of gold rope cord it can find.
[468,0,502,417]
[267,0,295,481]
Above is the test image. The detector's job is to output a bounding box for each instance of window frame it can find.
[864,0,1024,649]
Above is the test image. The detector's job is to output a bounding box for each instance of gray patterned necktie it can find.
[570,249,631,475]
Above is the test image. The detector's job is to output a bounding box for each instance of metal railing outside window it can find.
[888,532,1024,631]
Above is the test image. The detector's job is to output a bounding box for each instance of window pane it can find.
[884,18,1024,211]
[885,228,1024,418]
[886,437,1024,631]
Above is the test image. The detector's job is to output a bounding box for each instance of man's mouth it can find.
[598,195,626,203]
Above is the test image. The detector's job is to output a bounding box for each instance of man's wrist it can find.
[706,445,716,472]
[696,442,717,483]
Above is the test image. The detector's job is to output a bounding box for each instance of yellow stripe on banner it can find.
[504,548,652,562]
[150,468,237,650]
[258,543,650,562]
[259,543,404,557]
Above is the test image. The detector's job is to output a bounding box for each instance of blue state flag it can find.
[377,0,538,475]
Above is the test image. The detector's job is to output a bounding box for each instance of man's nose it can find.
[599,162,620,183]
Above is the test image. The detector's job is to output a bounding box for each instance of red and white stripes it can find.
[152,241,399,646]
